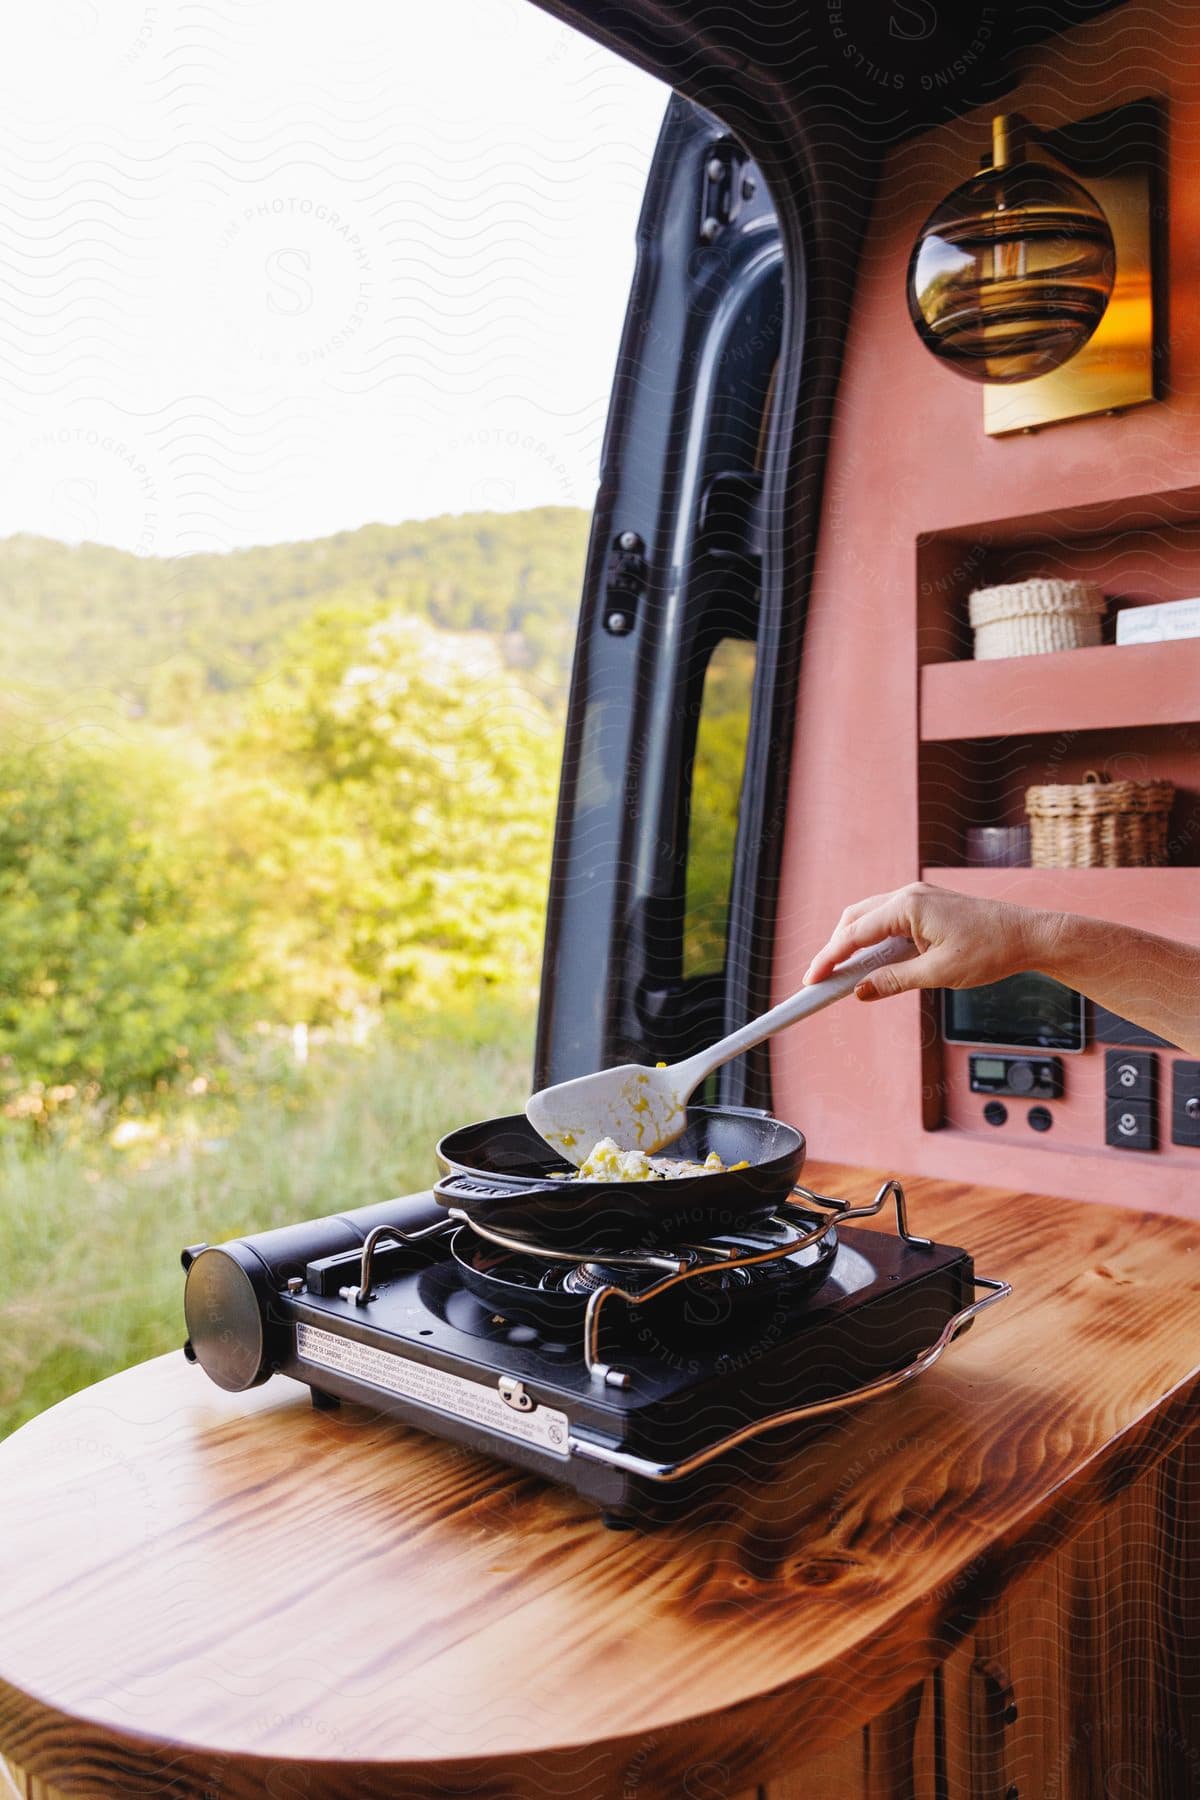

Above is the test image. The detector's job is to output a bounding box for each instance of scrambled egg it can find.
[578,1138,658,1181]
[577,1137,732,1182]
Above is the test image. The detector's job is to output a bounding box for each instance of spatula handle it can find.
[677,936,919,1091]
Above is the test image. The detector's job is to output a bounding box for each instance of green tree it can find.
[214,604,562,1020]
[0,737,249,1106]
[0,507,590,714]
[684,639,755,976]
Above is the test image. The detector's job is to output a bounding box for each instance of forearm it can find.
[1030,911,1200,1057]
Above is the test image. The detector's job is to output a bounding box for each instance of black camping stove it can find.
[182,1179,1009,1527]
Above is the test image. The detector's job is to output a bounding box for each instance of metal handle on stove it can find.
[342,1216,453,1306]
[791,1175,930,1247]
[566,1273,1012,1484]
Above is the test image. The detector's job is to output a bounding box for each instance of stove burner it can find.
[447,1234,667,1331]
[561,1257,696,1297]
[446,1208,840,1340]
[563,1262,620,1297]
[561,1255,789,1298]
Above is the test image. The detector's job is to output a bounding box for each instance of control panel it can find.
[936,989,1200,1163]
[969,1055,1062,1099]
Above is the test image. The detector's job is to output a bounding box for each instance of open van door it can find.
[534,93,787,1100]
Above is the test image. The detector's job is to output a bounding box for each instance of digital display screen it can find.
[942,973,1085,1052]
[973,1058,1007,1080]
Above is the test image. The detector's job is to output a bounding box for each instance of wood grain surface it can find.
[0,1163,1197,1799]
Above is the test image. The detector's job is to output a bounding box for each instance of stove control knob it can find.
[1008,1061,1036,1095]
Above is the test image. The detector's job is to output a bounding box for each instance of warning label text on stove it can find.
[295,1323,571,1458]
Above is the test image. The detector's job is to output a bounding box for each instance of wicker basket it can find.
[968,579,1107,660]
[1025,771,1175,868]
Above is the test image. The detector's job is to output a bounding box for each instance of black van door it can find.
[533,93,787,1099]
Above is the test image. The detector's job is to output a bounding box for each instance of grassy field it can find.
[0,1000,533,1440]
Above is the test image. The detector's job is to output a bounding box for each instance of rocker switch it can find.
[1105,1050,1157,1103]
[1105,1097,1157,1153]
[1171,1061,1200,1148]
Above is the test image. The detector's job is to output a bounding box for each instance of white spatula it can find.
[526,935,919,1164]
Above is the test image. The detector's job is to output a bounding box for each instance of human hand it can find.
[802,882,1054,1001]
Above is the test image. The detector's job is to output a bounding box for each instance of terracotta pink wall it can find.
[771,0,1200,1215]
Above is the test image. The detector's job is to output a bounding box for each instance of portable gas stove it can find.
[183,1175,1009,1527]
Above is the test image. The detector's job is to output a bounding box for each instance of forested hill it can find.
[0,506,591,714]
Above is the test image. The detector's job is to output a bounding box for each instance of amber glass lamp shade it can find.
[907,160,1116,384]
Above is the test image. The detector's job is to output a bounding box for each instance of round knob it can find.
[1186,1097,1200,1121]
[1008,1061,1035,1095]
[183,1248,271,1392]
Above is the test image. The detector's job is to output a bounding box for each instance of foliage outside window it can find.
[683,637,756,979]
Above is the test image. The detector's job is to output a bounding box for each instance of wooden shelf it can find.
[921,865,1200,937]
[919,481,1200,550]
[920,638,1200,742]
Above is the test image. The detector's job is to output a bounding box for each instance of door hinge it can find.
[603,530,648,635]
[699,138,755,243]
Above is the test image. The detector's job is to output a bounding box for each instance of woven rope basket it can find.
[968,579,1107,660]
[1025,771,1175,868]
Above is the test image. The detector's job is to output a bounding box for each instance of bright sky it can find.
[0,0,666,556]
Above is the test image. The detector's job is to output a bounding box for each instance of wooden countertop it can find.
[1,1163,1198,1799]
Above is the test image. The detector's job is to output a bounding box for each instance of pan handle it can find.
[434,1170,573,1206]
